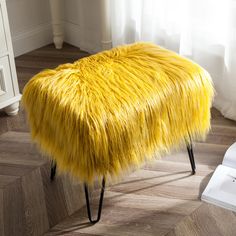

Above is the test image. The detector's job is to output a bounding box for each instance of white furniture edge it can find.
[0,94,21,109]
[0,0,21,116]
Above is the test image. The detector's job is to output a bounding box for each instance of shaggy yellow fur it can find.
[22,42,214,183]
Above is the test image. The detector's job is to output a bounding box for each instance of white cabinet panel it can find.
[0,65,6,95]
[0,3,7,54]
[0,0,21,115]
[0,56,14,101]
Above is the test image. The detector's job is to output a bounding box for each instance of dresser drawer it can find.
[0,56,14,102]
[0,1,7,54]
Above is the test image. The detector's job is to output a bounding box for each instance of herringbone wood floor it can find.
[1,44,236,236]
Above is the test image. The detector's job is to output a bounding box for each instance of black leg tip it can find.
[50,161,57,181]
[89,219,100,224]
[84,177,105,224]
[50,170,56,181]
[191,169,196,175]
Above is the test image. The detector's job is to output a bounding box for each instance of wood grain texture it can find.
[40,162,69,227]
[0,190,4,236]
[0,131,93,236]
[0,43,236,236]
[61,175,86,216]
[21,168,49,236]
[3,178,27,236]
[0,111,8,134]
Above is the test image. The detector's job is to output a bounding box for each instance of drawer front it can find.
[0,56,14,101]
[0,1,7,54]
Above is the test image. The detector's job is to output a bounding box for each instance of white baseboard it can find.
[12,23,53,57]
[64,21,102,54]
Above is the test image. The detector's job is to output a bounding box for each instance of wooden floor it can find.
[1,44,236,236]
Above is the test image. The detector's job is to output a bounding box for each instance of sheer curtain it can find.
[110,0,236,120]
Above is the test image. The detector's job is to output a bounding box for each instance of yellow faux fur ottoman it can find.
[23,42,213,183]
[22,42,214,223]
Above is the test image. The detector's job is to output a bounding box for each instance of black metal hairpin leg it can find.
[186,142,196,174]
[50,160,57,181]
[84,177,106,224]
[50,160,105,224]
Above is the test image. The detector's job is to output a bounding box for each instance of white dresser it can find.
[0,0,21,116]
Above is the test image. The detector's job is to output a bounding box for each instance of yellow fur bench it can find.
[22,42,213,223]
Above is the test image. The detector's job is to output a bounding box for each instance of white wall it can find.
[6,0,53,57]
[6,0,102,57]
[64,0,102,53]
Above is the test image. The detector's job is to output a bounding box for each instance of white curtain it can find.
[110,0,236,121]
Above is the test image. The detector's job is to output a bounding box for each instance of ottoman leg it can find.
[186,142,196,174]
[84,177,106,224]
[49,160,105,223]
[50,160,57,181]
